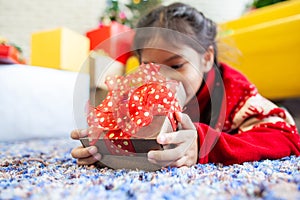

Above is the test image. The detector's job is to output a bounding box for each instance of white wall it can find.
[0,0,105,61]
[0,0,251,61]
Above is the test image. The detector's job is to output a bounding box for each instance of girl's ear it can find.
[201,45,215,72]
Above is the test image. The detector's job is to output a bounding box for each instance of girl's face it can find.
[140,42,206,105]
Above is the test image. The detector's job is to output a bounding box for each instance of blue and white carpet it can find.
[1,138,299,200]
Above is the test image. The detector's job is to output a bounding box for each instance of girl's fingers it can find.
[148,146,196,167]
[76,153,102,165]
[148,148,182,163]
[157,130,197,145]
[70,129,88,140]
[148,151,180,167]
[170,155,195,167]
[149,128,198,167]
[175,112,196,130]
[71,145,99,159]
[148,157,174,167]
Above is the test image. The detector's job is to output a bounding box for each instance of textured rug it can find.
[0,138,299,200]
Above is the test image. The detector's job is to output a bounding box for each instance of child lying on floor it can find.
[71,2,300,167]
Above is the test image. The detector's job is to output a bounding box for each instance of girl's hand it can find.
[147,112,198,167]
[70,129,101,165]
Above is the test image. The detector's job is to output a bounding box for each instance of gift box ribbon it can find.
[86,63,182,155]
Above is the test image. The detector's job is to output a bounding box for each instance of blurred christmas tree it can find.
[244,0,287,13]
[252,0,287,8]
[100,0,162,28]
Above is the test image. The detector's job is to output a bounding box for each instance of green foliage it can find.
[100,0,162,28]
[126,0,162,27]
[252,0,287,8]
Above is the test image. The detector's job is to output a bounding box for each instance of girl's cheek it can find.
[182,84,193,103]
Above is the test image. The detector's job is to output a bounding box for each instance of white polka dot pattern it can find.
[85,63,182,154]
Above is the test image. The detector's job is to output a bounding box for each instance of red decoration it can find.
[86,63,182,153]
[0,45,26,64]
[86,21,134,64]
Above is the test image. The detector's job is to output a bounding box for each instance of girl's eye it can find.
[170,63,184,69]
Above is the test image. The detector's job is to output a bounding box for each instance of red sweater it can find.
[185,63,300,165]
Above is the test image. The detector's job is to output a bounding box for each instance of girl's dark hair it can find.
[133,3,223,127]
[133,2,218,64]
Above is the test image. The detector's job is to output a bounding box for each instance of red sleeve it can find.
[195,122,300,165]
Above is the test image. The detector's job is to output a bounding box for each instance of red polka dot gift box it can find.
[80,63,186,171]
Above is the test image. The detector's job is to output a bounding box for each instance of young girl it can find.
[71,2,300,167]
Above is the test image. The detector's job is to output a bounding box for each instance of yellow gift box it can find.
[218,0,300,31]
[30,27,90,72]
[218,0,300,100]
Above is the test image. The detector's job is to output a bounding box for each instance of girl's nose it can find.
[158,64,182,81]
